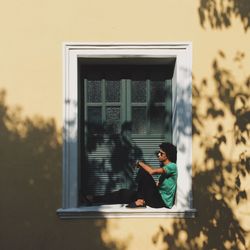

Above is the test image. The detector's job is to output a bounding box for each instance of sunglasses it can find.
[155,150,165,156]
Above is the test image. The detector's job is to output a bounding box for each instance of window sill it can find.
[57,205,197,219]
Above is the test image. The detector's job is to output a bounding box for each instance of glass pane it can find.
[149,106,166,133]
[106,106,120,133]
[87,107,102,125]
[150,81,166,102]
[131,81,146,103]
[106,81,121,102]
[132,107,147,134]
[87,80,102,103]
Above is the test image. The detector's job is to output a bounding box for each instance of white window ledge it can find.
[57,205,197,219]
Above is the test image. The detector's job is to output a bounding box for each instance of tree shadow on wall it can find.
[0,90,128,250]
[152,52,250,249]
[198,0,250,32]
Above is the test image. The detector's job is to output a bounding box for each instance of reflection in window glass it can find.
[87,80,102,103]
[132,107,147,134]
[106,81,121,102]
[150,81,166,102]
[106,106,120,133]
[87,107,102,125]
[149,106,166,134]
[131,81,146,103]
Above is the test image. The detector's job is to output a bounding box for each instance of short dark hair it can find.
[159,142,177,163]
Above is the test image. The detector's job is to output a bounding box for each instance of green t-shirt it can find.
[158,162,177,208]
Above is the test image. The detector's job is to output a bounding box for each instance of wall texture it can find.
[0,1,249,249]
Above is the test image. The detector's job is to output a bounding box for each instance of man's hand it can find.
[135,160,141,168]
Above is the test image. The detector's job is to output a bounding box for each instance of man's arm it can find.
[137,161,166,175]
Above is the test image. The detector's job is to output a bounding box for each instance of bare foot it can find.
[86,195,94,202]
[80,194,94,204]
[135,199,145,206]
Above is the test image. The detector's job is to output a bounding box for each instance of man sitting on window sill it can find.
[83,142,177,209]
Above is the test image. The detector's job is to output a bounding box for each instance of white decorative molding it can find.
[57,205,197,219]
[60,42,193,217]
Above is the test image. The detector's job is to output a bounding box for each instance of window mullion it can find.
[121,79,127,123]
[146,79,150,134]
[126,79,131,122]
[83,79,88,149]
[84,78,87,127]
[101,79,106,124]
[166,79,172,142]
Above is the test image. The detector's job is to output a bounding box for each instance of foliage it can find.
[198,0,250,32]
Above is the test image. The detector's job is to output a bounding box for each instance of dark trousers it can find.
[94,168,166,208]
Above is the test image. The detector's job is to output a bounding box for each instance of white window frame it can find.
[57,43,196,218]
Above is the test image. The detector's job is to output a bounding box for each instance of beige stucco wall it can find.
[0,1,249,249]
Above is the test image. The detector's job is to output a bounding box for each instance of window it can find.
[80,64,173,197]
[58,43,196,218]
